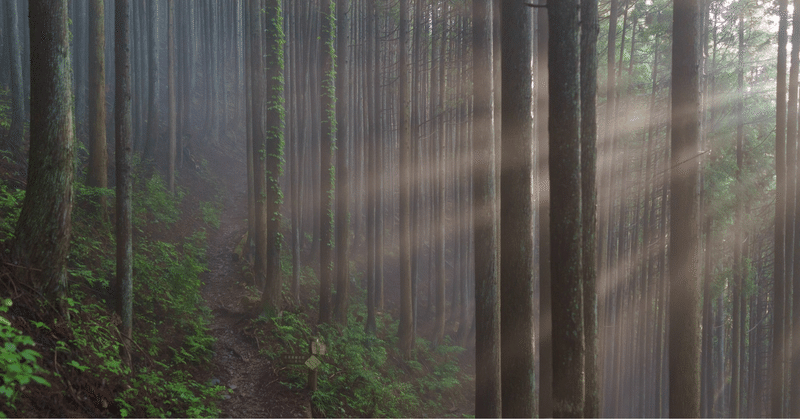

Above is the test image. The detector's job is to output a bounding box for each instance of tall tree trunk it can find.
[670,0,702,416]
[365,0,378,335]
[260,0,285,314]
[375,7,385,314]
[13,0,75,305]
[581,0,599,415]
[144,0,159,161]
[472,0,500,415]
[168,0,176,194]
[549,1,584,416]
[500,0,535,415]
[433,0,448,347]
[4,0,24,156]
[251,0,267,293]
[536,5,553,417]
[398,0,413,357]
[731,12,745,418]
[334,0,351,326]
[791,0,800,412]
[319,0,335,325]
[772,0,789,415]
[88,0,108,215]
[289,0,301,301]
[114,0,133,366]
[245,0,255,263]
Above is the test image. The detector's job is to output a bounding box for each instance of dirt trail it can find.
[199,148,310,418]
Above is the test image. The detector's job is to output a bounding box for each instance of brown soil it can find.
[196,143,312,418]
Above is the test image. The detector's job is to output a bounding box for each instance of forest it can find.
[0,0,795,417]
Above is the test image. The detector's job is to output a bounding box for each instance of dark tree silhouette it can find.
[500,0,535,415]
[670,0,702,416]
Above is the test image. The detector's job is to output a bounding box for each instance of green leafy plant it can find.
[0,182,24,243]
[0,299,51,417]
[199,201,222,229]
[133,173,184,227]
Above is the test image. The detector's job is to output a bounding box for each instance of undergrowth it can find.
[252,282,472,417]
[0,162,226,417]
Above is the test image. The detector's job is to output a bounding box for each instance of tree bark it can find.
[549,1,584,416]
[500,0,535,416]
[670,0,702,416]
[772,0,788,415]
[13,0,75,305]
[581,0,599,415]
[260,0,285,314]
[319,0,335,325]
[144,0,159,161]
[168,0,176,194]
[114,0,133,366]
[731,12,745,418]
[334,0,351,326]
[251,0,267,293]
[4,0,24,156]
[88,0,108,216]
[472,0,500,415]
[536,5,553,417]
[398,0,413,357]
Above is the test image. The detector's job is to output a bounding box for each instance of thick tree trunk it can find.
[549,1,584,416]
[500,0,535,415]
[260,0,285,314]
[13,0,75,304]
[472,0,500,415]
[670,0,702,416]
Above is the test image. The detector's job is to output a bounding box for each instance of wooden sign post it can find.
[280,337,326,392]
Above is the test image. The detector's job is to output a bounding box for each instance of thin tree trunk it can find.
[319,0,335,325]
[537,5,553,417]
[144,0,159,161]
[772,0,789,415]
[334,0,351,326]
[114,0,133,366]
[398,0,413,357]
[88,0,108,214]
[3,0,24,156]
[168,0,176,195]
[581,0,599,415]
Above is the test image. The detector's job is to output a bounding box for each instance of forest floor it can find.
[196,143,312,418]
[195,139,476,417]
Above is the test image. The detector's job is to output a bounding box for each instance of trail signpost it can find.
[280,337,326,390]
